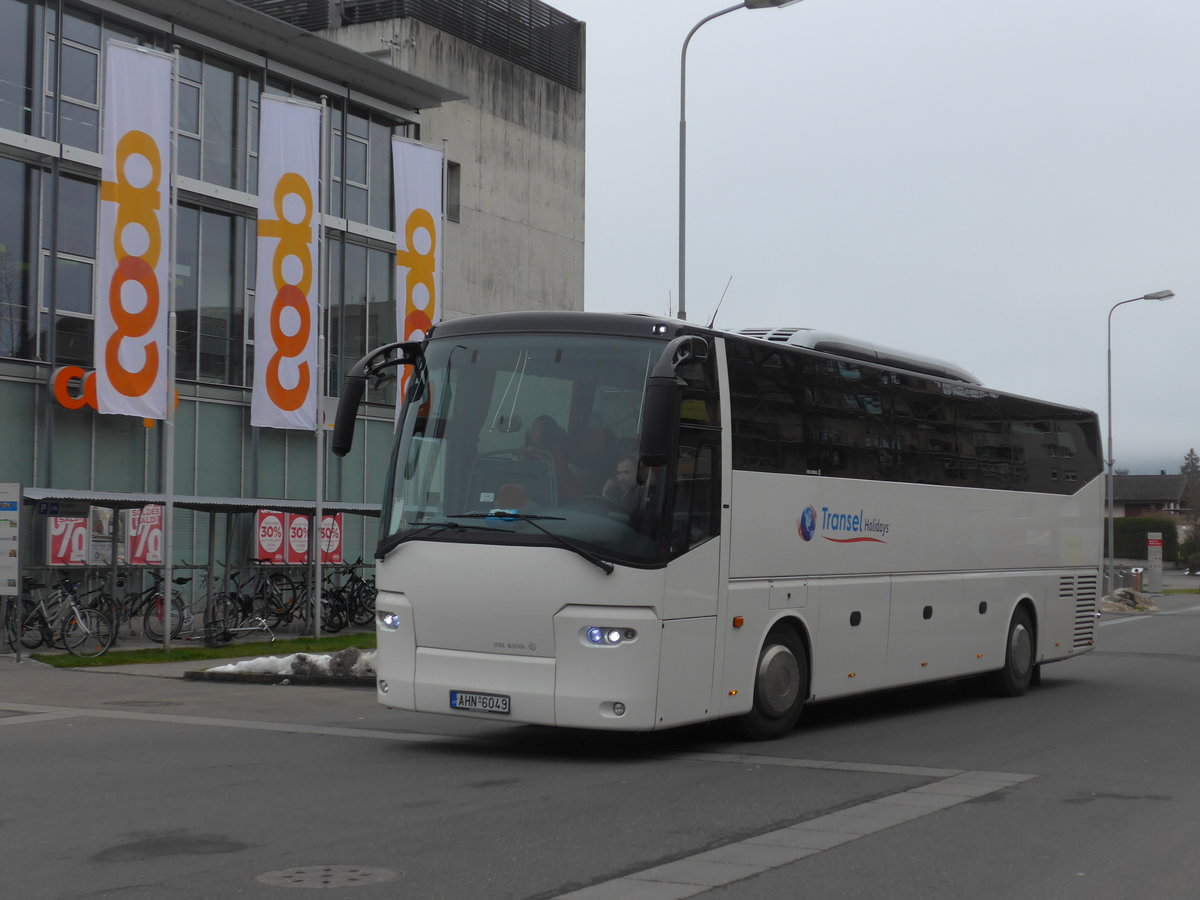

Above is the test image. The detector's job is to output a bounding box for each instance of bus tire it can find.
[990,607,1035,697]
[738,627,809,740]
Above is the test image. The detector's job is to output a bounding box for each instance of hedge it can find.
[1105,517,1178,560]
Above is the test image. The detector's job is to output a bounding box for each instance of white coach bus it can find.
[332,312,1102,739]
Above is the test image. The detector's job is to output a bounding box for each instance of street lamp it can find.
[678,0,803,321]
[1106,289,1175,604]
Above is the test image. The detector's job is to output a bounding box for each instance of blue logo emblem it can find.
[797,506,817,542]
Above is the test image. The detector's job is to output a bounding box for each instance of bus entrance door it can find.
[658,536,721,728]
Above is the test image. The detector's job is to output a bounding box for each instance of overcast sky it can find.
[547,0,1198,475]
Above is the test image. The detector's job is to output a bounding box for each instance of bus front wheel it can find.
[738,627,809,740]
[990,607,1035,697]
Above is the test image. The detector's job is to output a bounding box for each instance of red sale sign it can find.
[48,517,89,566]
[254,510,287,564]
[285,514,310,565]
[126,504,163,565]
[320,513,343,564]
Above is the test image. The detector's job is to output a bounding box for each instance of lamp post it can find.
[678,0,802,321]
[1106,289,1175,603]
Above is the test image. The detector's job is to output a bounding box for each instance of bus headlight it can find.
[582,626,637,646]
[377,611,403,630]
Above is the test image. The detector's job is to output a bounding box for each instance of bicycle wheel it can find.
[62,607,115,658]
[260,573,297,629]
[83,592,121,644]
[349,581,376,627]
[142,593,185,641]
[18,599,46,649]
[3,598,20,650]
[321,589,348,633]
[206,594,238,643]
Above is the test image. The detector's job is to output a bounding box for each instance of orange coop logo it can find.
[257,172,314,412]
[396,207,437,398]
[52,366,98,411]
[397,207,437,341]
[100,130,163,400]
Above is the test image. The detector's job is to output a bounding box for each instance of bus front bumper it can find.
[376,604,663,730]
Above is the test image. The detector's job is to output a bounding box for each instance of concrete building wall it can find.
[323,16,585,319]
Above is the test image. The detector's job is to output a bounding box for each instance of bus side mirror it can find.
[638,334,709,469]
[331,341,423,458]
[331,374,368,458]
[638,375,682,468]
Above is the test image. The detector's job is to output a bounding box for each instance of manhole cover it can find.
[257,866,399,889]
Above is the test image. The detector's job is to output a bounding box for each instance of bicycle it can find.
[212,562,292,633]
[231,562,303,630]
[11,576,115,658]
[319,559,377,633]
[115,571,190,641]
[185,569,274,645]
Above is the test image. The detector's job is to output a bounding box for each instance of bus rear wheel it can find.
[990,607,1035,697]
[738,627,809,740]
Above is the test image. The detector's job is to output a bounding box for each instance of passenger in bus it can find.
[521,414,571,498]
[602,455,643,512]
[568,424,618,496]
[521,415,566,460]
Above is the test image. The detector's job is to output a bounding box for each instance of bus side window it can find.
[670,442,719,557]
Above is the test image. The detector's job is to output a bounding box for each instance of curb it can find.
[184,670,375,688]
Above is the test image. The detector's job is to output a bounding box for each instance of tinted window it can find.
[0,0,31,132]
[727,338,1101,494]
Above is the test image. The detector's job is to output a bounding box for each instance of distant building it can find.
[1110,474,1191,518]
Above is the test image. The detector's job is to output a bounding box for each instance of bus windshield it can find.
[379,332,670,566]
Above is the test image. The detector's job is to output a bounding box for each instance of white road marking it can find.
[554,770,1036,899]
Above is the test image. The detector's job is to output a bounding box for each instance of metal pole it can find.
[42,0,66,487]
[679,3,744,323]
[1105,290,1175,604]
[311,97,329,638]
[205,513,216,645]
[109,505,120,629]
[313,336,325,638]
[162,47,181,652]
[1106,307,1116,605]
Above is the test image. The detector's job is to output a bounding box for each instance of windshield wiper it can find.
[453,511,615,575]
[381,518,514,556]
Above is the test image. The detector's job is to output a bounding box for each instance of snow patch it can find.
[208,646,376,678]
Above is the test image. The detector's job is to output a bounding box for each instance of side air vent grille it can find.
[1061,574,1098,649]
[737,327,803,343]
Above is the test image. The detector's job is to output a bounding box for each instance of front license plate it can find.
[449,690,511,714]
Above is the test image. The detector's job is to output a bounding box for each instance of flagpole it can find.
[311,96,329,637]
[161,46,181,652]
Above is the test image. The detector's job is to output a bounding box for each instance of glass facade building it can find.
[0,0,584,582]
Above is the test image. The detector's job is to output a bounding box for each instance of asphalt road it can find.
[3,591,1200,900]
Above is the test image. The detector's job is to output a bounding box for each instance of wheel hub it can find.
[1010,623,1032,675]
[756,643,800,718]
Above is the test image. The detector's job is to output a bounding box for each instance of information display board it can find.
[0,484,20,596]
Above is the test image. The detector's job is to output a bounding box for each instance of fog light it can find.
[377,611,402,630]
[379,679,389,693]
[582,626,637,646]
[612,702,626,716]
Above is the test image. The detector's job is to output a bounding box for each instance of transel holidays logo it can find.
[797,505,890,544]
